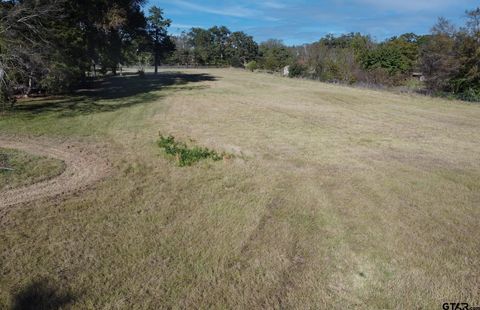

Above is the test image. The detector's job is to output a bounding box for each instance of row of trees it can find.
[0,0,172,107]
[287,9,479,101]
[288,32,425,86]
[168,31,292,71]
[166,7,479,101]
[1,1,478,104]
[168,26,258,67]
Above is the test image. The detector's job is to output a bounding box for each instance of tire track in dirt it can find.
[0,136,111,208]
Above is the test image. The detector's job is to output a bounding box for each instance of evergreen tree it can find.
[147,6,171,74]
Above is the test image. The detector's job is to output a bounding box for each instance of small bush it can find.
[40,63,83,94]
[288,63,307,78]
[230,57,244,68]
[0,153,9,170]
[0,85,16,110]
[245,61,258,72]
[403,78,424,90]
[158,135,224,166]
[362,68,406,87]
[458,88,480,102]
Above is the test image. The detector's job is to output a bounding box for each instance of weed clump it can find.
[245,60,258,72]
[158,135,225,166]
[0,153,11,171]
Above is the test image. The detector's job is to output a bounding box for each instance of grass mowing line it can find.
[158,134,229,166]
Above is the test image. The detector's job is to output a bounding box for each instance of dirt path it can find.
[0,136,110,208]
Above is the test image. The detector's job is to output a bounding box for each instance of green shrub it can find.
[0,153,9,169]
[40,63,83,93]
[458,88,480,102]
[0,83,16,109]
[361,44,412,75]
[229,56,244,68]
[158,135,225,166]
[245,61,258,72]
[403,78,424,90]
[288,63,307,78]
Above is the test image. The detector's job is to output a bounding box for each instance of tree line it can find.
[286,10,480,101]
[1,1,479,106]
[167,7,479,101]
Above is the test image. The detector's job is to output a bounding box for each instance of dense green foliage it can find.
[258,39,293,71]
[168,26,258,67]
[0,0,173,106]
[245,60,258,72]
[288,63,308,78]
[168,33,291,71]
[421,12,480,99]
[360,34,422,75]
[158,135,223,166]
[291,32,424,85]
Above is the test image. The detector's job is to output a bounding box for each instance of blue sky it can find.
[149,0,480,45]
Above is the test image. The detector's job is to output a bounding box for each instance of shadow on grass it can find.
[11,278,76,310]
[11,72,217,118]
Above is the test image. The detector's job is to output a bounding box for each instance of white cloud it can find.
[173,0,259,18]
[356,0,473,12]
[170,23,199,29]
[261,1,288,9]
[264,16,282,22]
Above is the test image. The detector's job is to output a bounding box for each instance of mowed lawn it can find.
[1,69,479,308]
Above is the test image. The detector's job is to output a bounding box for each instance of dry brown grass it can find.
[0,69,479,309]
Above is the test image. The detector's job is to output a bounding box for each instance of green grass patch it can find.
[0,148,65,191]
[158,135,226,166]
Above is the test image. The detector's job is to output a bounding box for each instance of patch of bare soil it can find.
[0,136,110,208]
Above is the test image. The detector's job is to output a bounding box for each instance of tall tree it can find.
[457,8,480,94]
[147,6,171,74]
[228,31,258,66]
[169,31,194,65]
[0,0,150,106]
[188,28,214,65]
[0,0,63,105]
[209,26,230,64]
[259,40,292,71]
[420,18,461,92]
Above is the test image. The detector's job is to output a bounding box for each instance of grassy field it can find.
[0,69,479,309]
[0,147,65,191]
